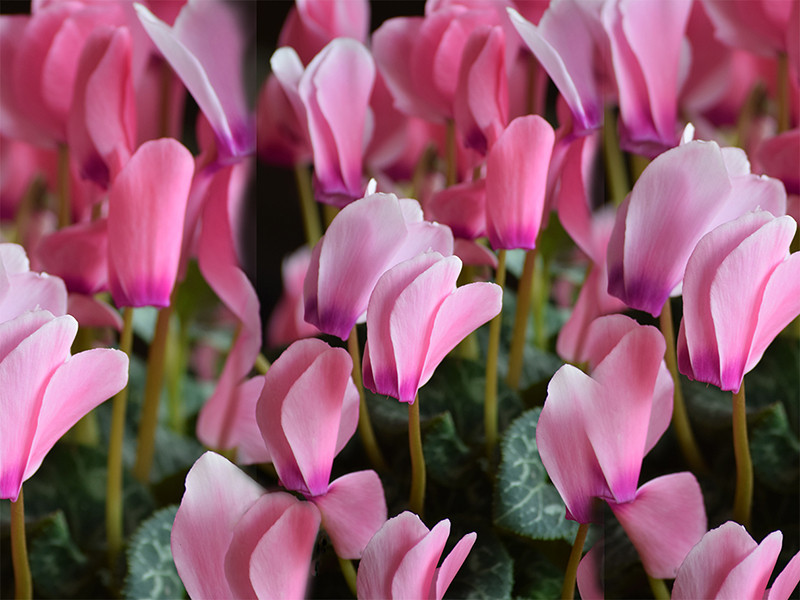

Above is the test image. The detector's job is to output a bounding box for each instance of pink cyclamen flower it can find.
[356,511,476,600]
[702,0,794,57]
[304,191,453,340]
[36,219,109,296]
[363,252,502,403]
[0,242,66,323]
[607,138,786,317]
[135,0,254,163]
[673,521,800,600]
[107,138,194,308]
[678,211,800,393]
[1,310,128,501]
[256,339,387,559]
[172,451,321,600]
[539,317,706,577]
[485,114,555,251]
[267,246,321,347]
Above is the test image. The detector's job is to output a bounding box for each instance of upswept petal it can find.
[309,470,387,559]
[508,4,604,133]
[486,115,555,250]
[587,325,665,503]
[608,140,732,316]
[372,17,428,119]
[37,219,108,295]
[24,347,127,482]
[107,138,194,308]
[0,269,66,324]
[248,499,321,600]
[280,346,354,496]
[307,192,409,340]
[672,521,760,599]
[392,519,450,600]
[537,365,608,523]
[217,376,270,466]
[767,551,800,600]
[746,252,800,376]
[357,511,431,599]
[388,255,462,402]
[678,211,774,388]
[419,281,501,389]
[716,530,782,599]
[424,179,487,241]
[135,0,253,161]
[609,472,707,579]
[0,313,75,500]
[576,544,604,600]
[431,531,477,600]
[171,452,265,600]
[363,252,443,401]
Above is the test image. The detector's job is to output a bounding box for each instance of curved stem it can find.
[294,163,322,247]
[647,575,670,600]
[507,249,536,390]
[337,557,358,597]
[11,488,32,600]
[562,522,590,600]
[408,394,426,516]
[732,382,753,529]
[659,301,707,474]
[133,302,174,483]
[485,250,507,459]
[348,329,387,472]
[106,307,134,566]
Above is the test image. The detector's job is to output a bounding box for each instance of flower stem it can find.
[446,119,457,187]
[133,301,174,483]
[562,522,590,600]
[507,249,536,390]
[11,487,32,600]
[408,394,426,516]
[532,252,550,351]
[57,144,71,228]
[602,107,629,207]
[777,52,789,134]
[647,575,670,600]
[348,328,387,472]
[294,163,322,246]
[659,301,707,474]
[485,249,507,459]
[732,381,753,529]
[106,306,134,566]
[337,557,358,596]
[255,353,271,375]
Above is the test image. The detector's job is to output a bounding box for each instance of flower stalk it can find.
[732,381,753,529]
[507,248,536,390]
[562,522,589,600]
[11,487,32,600]
[348,328,387,472]
[485,249,507,458]
[408,394,426,516]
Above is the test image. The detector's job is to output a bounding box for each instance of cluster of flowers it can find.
[2,0,800,598]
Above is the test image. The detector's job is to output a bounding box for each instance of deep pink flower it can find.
[36,219,109,296]
[107,138,194,308]
[672,521,800,600]
[607,139,786,317]
[256,339,387,559]
[702,0,795,56]
[356,511,476,600]
[678,211,800,392]
[485,115,555,250]
[172,451,321,600]
[0,310,128,501]
[304,191,453,341]
[363,252,502,403]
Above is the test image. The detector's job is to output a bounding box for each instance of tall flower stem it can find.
[507,249,536,390]
[57,144,71,228]
[133,300,175,483]
[11,487,32,600]
[732,381,753,529]
[659,301,707,474]
[531,252,550,351]
[647,575,670,600]
[408,394,426,516]
[602,107,629,207]
[777,52,789,134]
[561,522,589,600]
[445,119,457,187]
[294,163,322,246]
[348,328,387,472]
[485,249,507,459]
[338,557,358,596]
[106,306,134,566]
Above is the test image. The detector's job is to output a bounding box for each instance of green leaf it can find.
[751,402,800,493]
[494,408,578,542]
[124,505,185,600]
[446,528,514,600]
[28,511,88,598]
[423,411,473,486]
